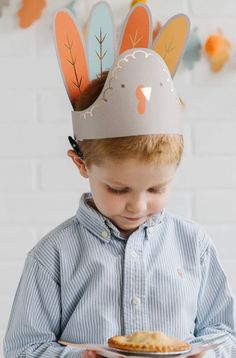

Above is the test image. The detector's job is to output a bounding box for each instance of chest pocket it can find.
[147,264,199,318]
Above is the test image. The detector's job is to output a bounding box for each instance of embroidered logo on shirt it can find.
[177,268,184,278]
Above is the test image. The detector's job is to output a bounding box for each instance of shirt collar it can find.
[76,192,165,242]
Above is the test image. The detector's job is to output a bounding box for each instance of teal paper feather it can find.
[86,1,115,80]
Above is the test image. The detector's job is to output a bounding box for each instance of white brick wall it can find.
[0,0,236,356]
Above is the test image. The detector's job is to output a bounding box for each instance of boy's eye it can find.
[149,187,166,194]
[107,186,128,194]
[107,186,166,195]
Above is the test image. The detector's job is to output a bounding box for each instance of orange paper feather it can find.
[119,5,151,54]
[153,15,190,77]
[55,11,89,108]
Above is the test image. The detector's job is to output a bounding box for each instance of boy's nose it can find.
[126,196,147,214]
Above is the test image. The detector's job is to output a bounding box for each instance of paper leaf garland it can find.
[86,2,115,80]
[182,27,202,70]
[204,29,232,72]
[0,0,9,17]
[17,0,46,28]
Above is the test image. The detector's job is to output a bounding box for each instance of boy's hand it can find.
[81,350,104,358]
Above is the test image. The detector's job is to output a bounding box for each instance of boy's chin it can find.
[113,216,148,230]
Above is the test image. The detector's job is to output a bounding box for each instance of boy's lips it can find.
[123,216,144,222]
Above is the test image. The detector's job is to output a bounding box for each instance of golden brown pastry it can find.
[108,331,191,353]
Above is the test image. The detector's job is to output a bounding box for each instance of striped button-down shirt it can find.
[4,192,236,357]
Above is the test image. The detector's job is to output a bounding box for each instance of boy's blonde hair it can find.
[75,71,184,168]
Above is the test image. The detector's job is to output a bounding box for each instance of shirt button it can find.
[101,231,109,239]
[131,297,141,305]
[130,250,139,259]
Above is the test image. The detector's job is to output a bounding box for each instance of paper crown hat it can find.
[54,2,190,141]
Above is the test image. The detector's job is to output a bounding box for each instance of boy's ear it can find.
[67,150,89,178]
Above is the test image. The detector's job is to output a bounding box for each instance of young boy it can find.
[3,70,236,358]
[3,4,236,358]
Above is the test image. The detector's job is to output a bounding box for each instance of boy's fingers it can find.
[82,350,114,358]
[88,350,97,358]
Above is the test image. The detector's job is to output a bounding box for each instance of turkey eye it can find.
[121,84,125,88]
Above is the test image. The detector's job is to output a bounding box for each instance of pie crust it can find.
[108,331,191,353]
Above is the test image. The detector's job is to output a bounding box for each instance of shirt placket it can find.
[122,230,148,335]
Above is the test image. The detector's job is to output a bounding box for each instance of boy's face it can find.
[69,152,176,238]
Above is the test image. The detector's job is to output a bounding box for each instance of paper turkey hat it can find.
[54,2,190,141]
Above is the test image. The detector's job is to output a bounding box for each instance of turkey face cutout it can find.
[72,49,182,140]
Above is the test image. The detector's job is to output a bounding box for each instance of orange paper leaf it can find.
[204,34,224,57]
[17,0,46,28]
[204,30,231,72]
[210,51,230,72]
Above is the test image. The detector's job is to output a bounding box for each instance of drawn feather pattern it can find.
[86,2,115,80]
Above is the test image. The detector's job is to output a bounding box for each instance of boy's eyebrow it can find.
[106,178,172,188]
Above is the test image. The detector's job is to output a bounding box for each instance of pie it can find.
[107,331,191,353]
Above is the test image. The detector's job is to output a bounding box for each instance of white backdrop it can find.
[1,0,236,356]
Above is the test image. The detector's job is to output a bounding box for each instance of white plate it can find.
[107,347,191,357]
[106,333,228,358]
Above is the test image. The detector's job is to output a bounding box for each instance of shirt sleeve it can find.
[3,253,84,358]
[188,233,236,358]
